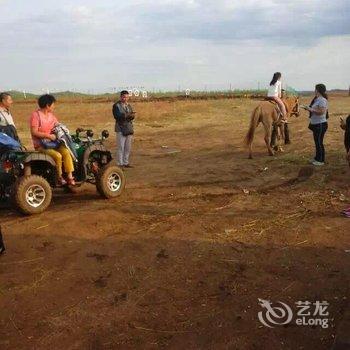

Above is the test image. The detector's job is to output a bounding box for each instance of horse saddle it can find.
[264,98,289,124]
[264,98,283,114]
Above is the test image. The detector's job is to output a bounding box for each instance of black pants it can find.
[0,227,5,254]
[310,122,328,162]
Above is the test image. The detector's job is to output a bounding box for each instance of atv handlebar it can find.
[75,128,109,141]
[76,128,94,138]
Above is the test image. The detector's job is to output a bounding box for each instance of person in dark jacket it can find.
[341,115,350,159]
[340,115,350,217]
[0,226,5,255]
[0,92,21,142]
[112,90,135,168]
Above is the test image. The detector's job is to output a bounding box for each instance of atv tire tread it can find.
[12,175,52,215]
[96,164,125,198]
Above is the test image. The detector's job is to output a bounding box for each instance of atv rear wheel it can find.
[12,175,52,215]
[96,164,125,198]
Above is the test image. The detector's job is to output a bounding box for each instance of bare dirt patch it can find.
[1,96,350,349]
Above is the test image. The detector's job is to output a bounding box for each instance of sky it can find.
[0,0,349,93]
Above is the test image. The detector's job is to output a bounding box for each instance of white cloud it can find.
[0,0,349,91]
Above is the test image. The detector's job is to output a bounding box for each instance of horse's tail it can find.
[245,105,261,147]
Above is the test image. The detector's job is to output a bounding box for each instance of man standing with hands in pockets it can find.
[112,90,135,168]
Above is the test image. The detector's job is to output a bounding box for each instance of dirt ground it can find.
[1,96,350,350]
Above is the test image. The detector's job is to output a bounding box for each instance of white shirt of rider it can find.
[0,107,15,127]
[267,80,282,98]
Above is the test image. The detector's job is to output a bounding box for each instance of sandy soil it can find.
[0,96,350,349]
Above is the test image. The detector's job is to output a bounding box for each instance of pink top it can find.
[30,110,58,149]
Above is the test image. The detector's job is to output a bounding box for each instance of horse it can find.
[244,96,299,159]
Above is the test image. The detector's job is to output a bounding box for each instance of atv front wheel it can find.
[96,164,125,198]
[12,175,52,215]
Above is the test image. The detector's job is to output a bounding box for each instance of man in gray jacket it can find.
[112,90,135,168]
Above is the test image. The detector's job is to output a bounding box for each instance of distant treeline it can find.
[2,89,348,103]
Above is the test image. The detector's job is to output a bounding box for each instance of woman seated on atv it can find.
[30,94,75,186]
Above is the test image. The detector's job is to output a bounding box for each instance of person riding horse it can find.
[245,94,299,159]
[264,73,298,149]
[266,72,287,122]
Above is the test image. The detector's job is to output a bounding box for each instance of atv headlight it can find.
[102,130,109,139]
[2,160,13,173]
[87,129,94,138]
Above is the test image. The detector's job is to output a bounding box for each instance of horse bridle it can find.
[290,99,300,117]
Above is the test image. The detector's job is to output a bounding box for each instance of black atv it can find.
[0,128,125,215]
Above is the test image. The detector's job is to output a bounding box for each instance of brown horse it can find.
[245,96,299,159]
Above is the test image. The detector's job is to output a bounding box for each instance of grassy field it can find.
[0,95,349,349]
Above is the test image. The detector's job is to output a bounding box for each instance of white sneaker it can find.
[312,160,324,166]
[309,158,315,164]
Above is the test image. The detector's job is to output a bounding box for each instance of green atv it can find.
[0,128,125,215]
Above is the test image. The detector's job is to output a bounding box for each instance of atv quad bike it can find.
[0,128,125,215]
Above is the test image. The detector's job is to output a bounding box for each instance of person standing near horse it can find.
[340,115,350,217]
[113,90,135,168]
[267,72,287,122]
[245,95,299,159]
[340,115,350,165]
[301,84,328,166]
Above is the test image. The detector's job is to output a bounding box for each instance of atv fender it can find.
[83,145,112,165]
[23,153,56,168]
